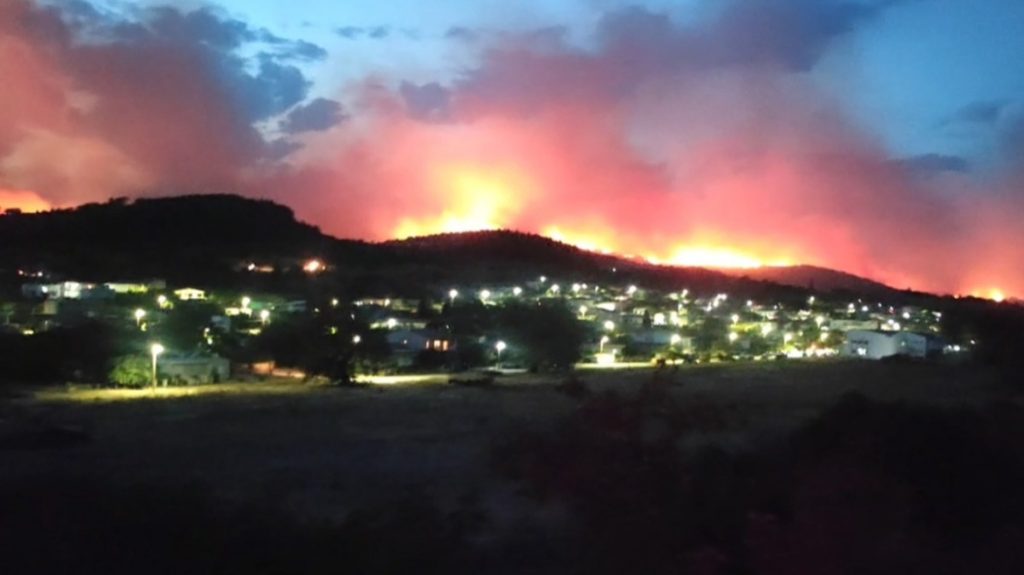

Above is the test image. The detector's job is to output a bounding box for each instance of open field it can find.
[1,360,1007,521]
[5,359,1023,573]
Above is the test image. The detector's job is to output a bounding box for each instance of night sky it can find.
[1,0,1023,297]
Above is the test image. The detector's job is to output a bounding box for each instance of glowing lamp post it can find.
[150,343,165,389]
[134,308,146,328]
[448,289,459,303]
[259,309,270,325]
[600,335,610,353]
[495,340,507,367]
[603,320,615,332]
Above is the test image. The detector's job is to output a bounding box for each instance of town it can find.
[1,258,969,389]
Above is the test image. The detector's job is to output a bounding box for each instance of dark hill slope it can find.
[1,195,900,302]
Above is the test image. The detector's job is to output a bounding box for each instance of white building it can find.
[21,281,95,300]
[174,287,207,301]
[842,330,942,360]
[159,353,230,384]
[103,282,150,295]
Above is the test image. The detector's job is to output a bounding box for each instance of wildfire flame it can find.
[393,166,527,238]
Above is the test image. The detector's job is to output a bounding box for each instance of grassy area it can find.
[1,360,1018,573]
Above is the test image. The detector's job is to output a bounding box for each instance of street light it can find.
[603,320,615,332]
[448,289,459,303]
[480,289,491,302]
[513,287,523,296]
[134,308,146,327]
[600,335,610,353]
[259,309,270,324]
[352,334,362,345]
[241,296,251,309]
[150,343,164,389]
[495,340,507,367]
[157,295,168,308]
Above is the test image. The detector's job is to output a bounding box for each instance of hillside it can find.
[728,265,895,295]
[1,194,903,300]
[0,195,336,281]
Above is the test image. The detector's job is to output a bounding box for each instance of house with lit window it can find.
[386,329,454,367]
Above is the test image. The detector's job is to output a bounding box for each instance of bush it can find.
[108,355,150,387]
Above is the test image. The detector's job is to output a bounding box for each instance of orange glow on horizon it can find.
[669,246,790,269]
[543,226,614,255]
[0,189,50,213]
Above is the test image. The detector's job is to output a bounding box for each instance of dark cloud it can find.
[336,25,391,40]
[703,0,898,71]
[262,35,328,61]
[948,100,1010,126]
[0,0,320,201]
[897,153,971,174]
[281,98,348,134]
[399,82,452,122]
[236,55,312,121]
[265,138,303,160]
[336,26,364,39]
[445,26,478,41]
[458,1,901,116]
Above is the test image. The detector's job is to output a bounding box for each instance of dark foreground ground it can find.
[3,360,1024,574]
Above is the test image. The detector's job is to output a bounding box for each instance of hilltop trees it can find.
[496,301,586,372]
